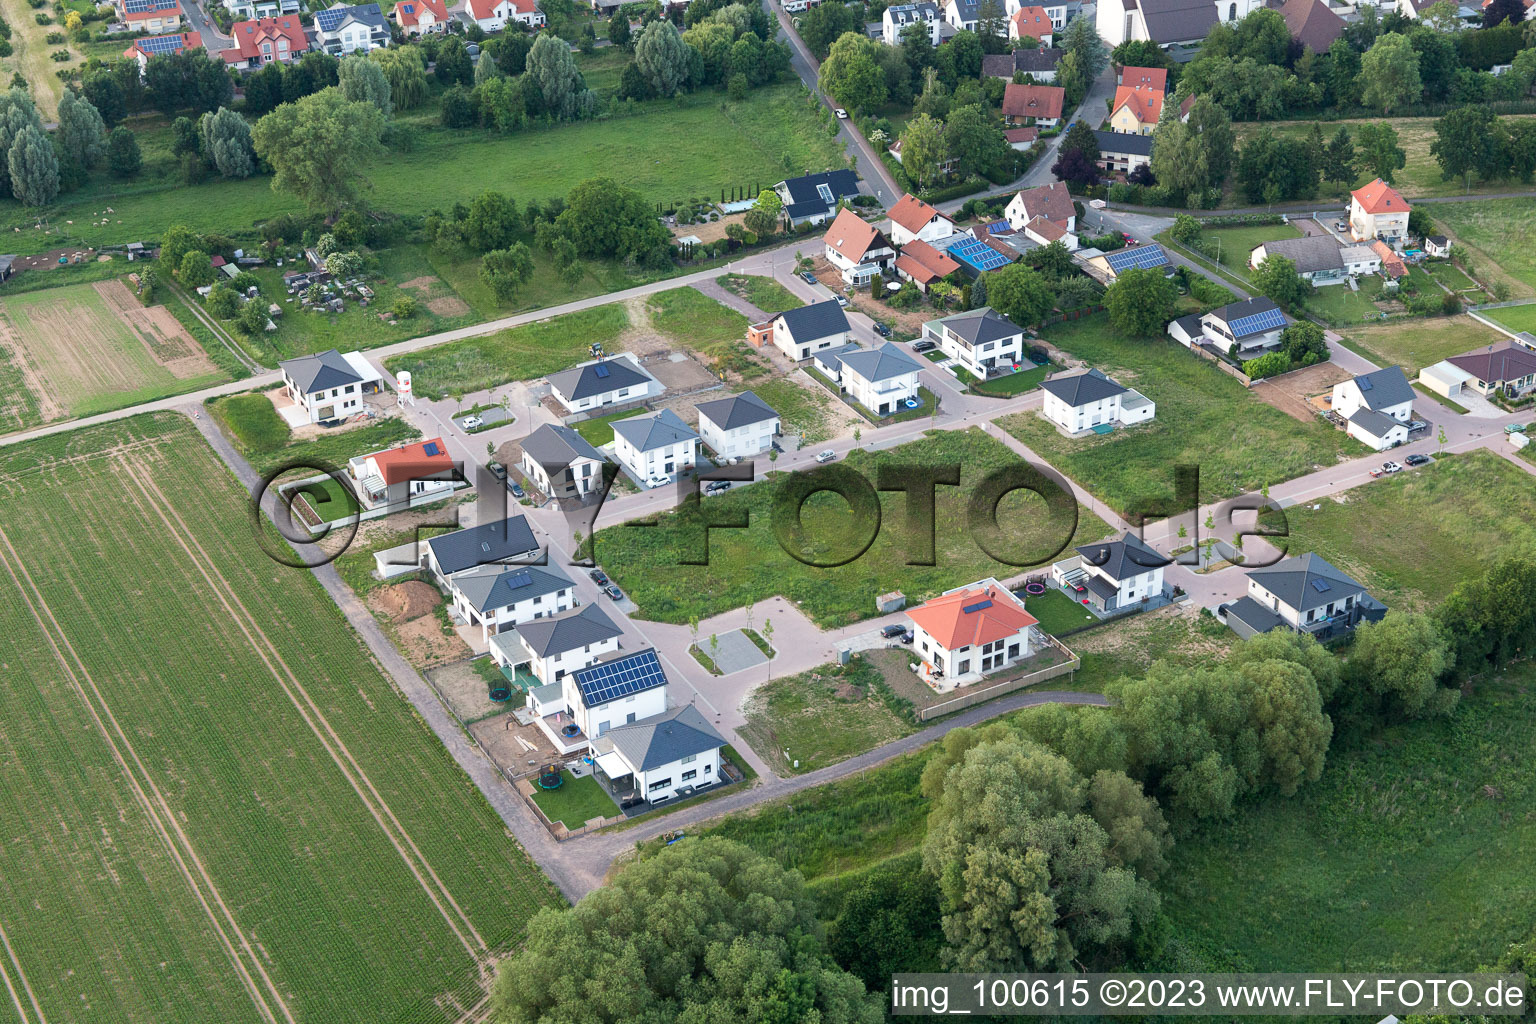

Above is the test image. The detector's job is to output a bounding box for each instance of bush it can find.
[33,11,49,22]
[44,29,62,42]
[1243,350,1291,379]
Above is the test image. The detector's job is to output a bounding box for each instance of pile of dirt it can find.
[833,683,866,701]
[374,581,441,622]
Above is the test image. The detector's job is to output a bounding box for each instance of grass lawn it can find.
[998,314,1356,515]
[291,475,362,522]
[0,414,559,1024]
[970,361,1054,396]
[208,393,422,478]
[1337,314,1504,375]
[384,304,629,400]
[1164,664,1536,972]
[573,407,642,447]
[1023,586,1100,634]
[529,771,619,828]
[1260,451,1536,611]
[1486,302,1536,336]
[718,272,804,313]
[752,376,836,445]
[595,427,1114,628]
[207,390,290,452]
[0,84,847,258]
[1431,198,1536,298]
[1303,275,1388,327]
[1423,259,1476,292]
[1203,223,1302,276]
[739,654,916,775]
[645,287,769,379]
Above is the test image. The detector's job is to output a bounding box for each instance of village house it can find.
[883,1,944,43]
[124,31,202,75]
[1331,366,1415,451]
[923,307,1026,378]
[894,238,962,292]
[546,354,661,414]
[1078,243,1171,283]
[1001,83,1066,126]
[447,564,576,647]
[221,15,308,68]
[314,3,389,53]
[465,0,544,31]
[518,423,608,501]
[1249,234,1352,286]
[611,409,699,486]
[504,608,628,740]
[773,169,861,227]
[695,391,780,460]
[1096,0,1262,47]
[1093,129,1154,176]
[592,703,727,805]
[823,208,897,285]
[1040,367,1155,433]
[981,46,1063,81]
[1010,4,1055,39]
[1177,296,1289,357]
[276,348,383,425]
[907,578,1039,684]
[765,299,853,361]
[1372,240,1406,279]
[346,436,459,511]
[1422,341,1536,399]
[1424,235,1452,258]
[423,515,541,581]
[1274,0,1346,51]
[835,343,926,416]
[1350,178,1411,244]
[393,0,450,34]
[1050,531,1171,615]
[1004,181,1075,233]
[1030,0,1083,30]
[1221,553,1387,640]
[1108,81,1164,134]
[887,194,956,246]
[116,0,182,35]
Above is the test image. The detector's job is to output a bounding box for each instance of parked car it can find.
[603,584,623,601]
[1088,199,1107,209]
[1336,220,1349,231]
[1506,423,1528,434]
[834,295,849,308]
[834,107,848,119]
[873,322,891,337]
[771,440,785,453]
[880,624,906,638]
[901,629,914,644]
[646,475,671,488]
[800,271,818,285]
[1382,461,1404,473]
[460,415,482,430]
[704,480,731,494]
[1407,420,1428,432]
[508,480,525,499]
[487,461,507,481]
[589,568,609,585]
[912,339,937,353]
[815,449,837,463]
[1405,454,1431,467]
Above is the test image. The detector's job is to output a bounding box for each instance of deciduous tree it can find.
[251,88,386,214]
[1358,32,1421,114]
[338,53,392,117]
[1105,266,1178,336]
[635,19,692,96]
[480,242,535,303]
[7,123,57,206]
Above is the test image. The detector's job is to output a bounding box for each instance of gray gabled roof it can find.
[775,299,851,345]
[449,563,573,613]
[546,357,653,402]
[1093,129,1154,157]
[1139,0,1217,43]
[279,348,361,394]
[611,408,699,453]
[1246,553,1369,613]
[515,604,623,658]
[426,516,539,576]
[315,2,386,32]
[1225,595,1286,635]
[1039,367,1127,407]
[1206,296,1286,339]
[1253,234,1345,275]
[838,342,925,384]
[1346,407,1400,439]
[813,342,863,374]
[695,390,779,431]
[1076,531,1170,581]
[521,423,606,472]
[938,308,1022,347]
[596,703,725,773]
[1349,365,1415,411]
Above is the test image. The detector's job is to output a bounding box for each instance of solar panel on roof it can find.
[962,599,994,614]
[423,441,441,456]
[1227,306,1287,337]
[577,649,666,707]
[949,237,1011,272]
[593,363,610,378]
[138,33,187,53]
[1359,376,1373,391]
[506,570,531,589]
[1311,578,1331,592]
[1104,245,1169,272]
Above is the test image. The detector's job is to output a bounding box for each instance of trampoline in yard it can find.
[1023,581,1047,596]
[488,683,512,703]
[537,765,563,790]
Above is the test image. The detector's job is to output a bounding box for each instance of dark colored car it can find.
[509,480,525,499]
[900,630,914,644]
[589,568,609,585]
[880,624,906,638]
[603,585,623,600]
[873,322,891,337]
[1405,453,1431,467]
[912,340,937,353]
[801,271,818,285]
[704,480,731,494]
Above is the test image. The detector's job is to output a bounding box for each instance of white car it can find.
[460,416,482,430]
[646,475,671,488]
[1381,461,1404,474]
[834,108,848,119]
[815,449,837,463]
[1088,199,1107,209]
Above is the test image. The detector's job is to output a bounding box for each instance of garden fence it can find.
[916,653,1081,721]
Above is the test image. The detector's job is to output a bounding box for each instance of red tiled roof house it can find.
[906,579,1039,684]
[222,15,308,68]
[1001,83,1065,127]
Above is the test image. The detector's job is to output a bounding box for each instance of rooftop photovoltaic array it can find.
[962,599,994,614]
[137,33,187,53]
[576,649,666,706]
[505,570,532,590]
[1103,244,1169,273]
[123,0,179,13]
[1228,305,1287,337]
[1311,578,1332,592]
[948,236,1011,273]
[423,441,441,456]
[593,363,610,378]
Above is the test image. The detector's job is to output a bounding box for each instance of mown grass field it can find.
[717,273,805,313]
[1202,222,1302,276]
[595,427,1114,627]
[1430,198,1536,298]
[384,304,629,400]
[752,375,837,444]
[1336,314,1504,375]
[0,413,559,1024]
[645,287,769,379]
[998,314,1356,515]
[1486,302,1536,335]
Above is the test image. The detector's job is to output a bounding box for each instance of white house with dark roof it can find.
[1331,366,1414,451]
[524,646,674,759]
[695,391,779,459]
[835,343,925,416]
[1039,368,1154,432]
[518,423,607,501]
[423,515,540,581]
[546,354,660,414]
[1195,297,1289,357]
[981,46,1063,80]
[313,2,388,52]
[492,603,625,695]
[1250,234,1351,286]
[592,703,726,804]
[767,300,853,361]
[1050,531,1170,615]
[773,169,861,227]
[884,1,943,43]
[611,409,699,485]
[447,564,576,645]
[276,348,382,424]
[1093,129,1154,176]
[1096,0,1259,47]
[924,307,1025,378]
[1221,553,1387,640]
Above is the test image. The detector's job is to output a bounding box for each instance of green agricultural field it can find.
[998,314,1355,515]
[1432,198,1536,297]
[595,427,1115,627]
[0,279,228,431]
[1261,450,1536,611]
[0,413,559,1024]
[384,304,629,400]
[0,84,846,256]
[1336,314,1503,375]
[717,273,805,313]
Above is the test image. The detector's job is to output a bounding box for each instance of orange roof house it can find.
[823,207,889,265]
[221,15,307,67]
[1010,5,1054,40]
[1118,66,1168,91]
[888,193,954,244]
[906,580,1039,681]
[1110,85,1164,131]
[1001,83,1065,125]
[893,238,961,290]
[369,438,454,485]
[1351,178,1409,215]
[1350,178,1411,242]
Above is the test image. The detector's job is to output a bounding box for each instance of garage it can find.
[1418,360,1473,399]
